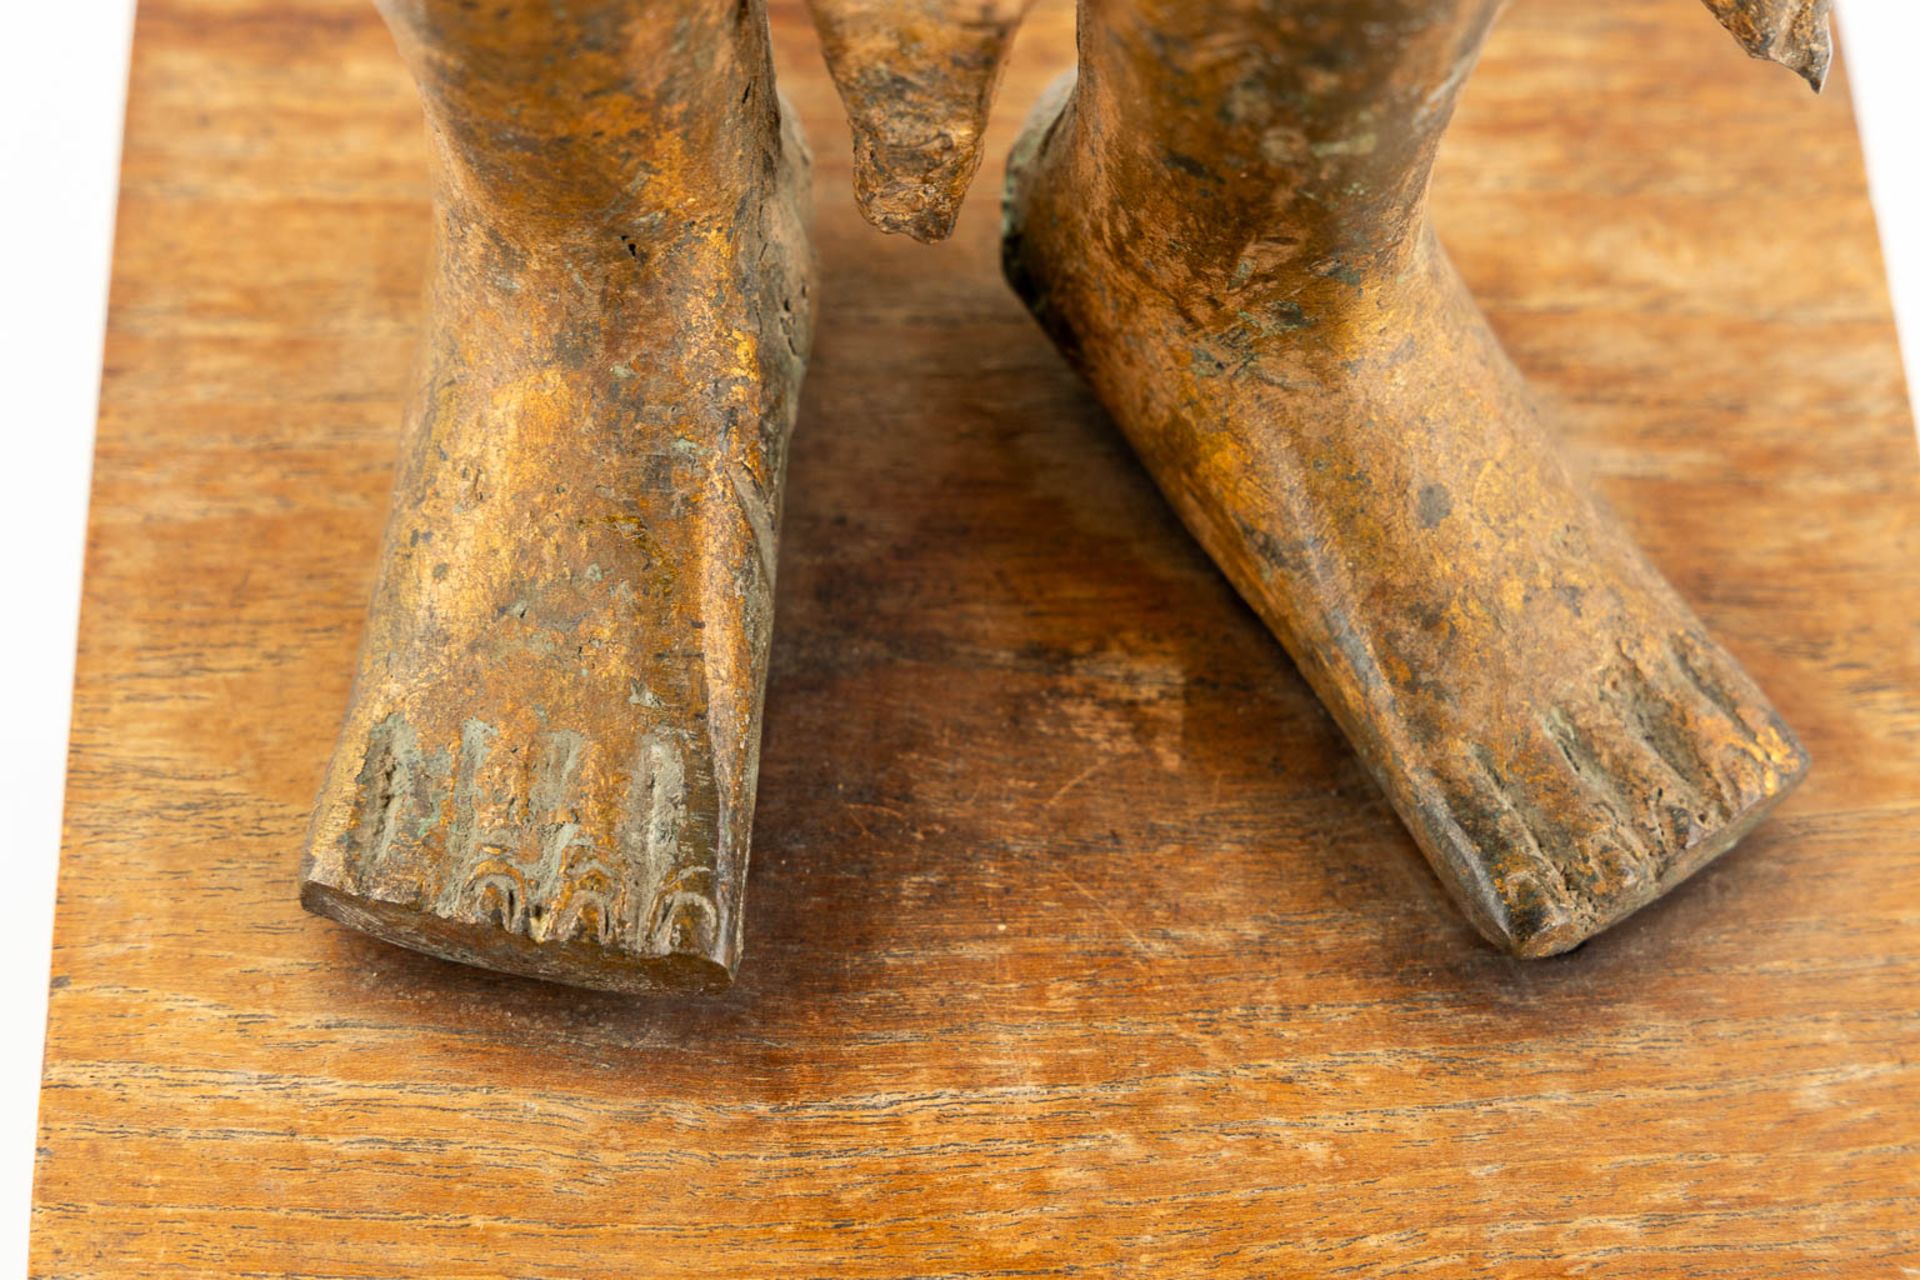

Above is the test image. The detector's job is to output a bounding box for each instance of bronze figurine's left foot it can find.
[1003,0,1814,957]
[300,0,813,993]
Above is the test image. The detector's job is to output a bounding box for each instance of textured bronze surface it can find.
[304,0,1832,985]
[298,0,815,991]
[807,0,1032,241]
[800,0,1828,244]
[1002,0,1816,955]
[1702,0,1833,89]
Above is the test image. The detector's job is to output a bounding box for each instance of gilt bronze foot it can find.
[299,0,813,992]
[1002,0,1819,954]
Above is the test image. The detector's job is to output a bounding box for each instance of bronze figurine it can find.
[302,0,1827,988]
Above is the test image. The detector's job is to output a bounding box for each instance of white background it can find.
[0,1,1913,1273]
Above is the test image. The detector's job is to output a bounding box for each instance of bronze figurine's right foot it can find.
[300,0,813,992]
[1003,0,1811,956]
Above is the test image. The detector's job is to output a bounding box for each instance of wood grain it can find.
[32,0,1920,1274]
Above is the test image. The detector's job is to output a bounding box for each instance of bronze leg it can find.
[300,0,815,992]
[1004,0,1813,955]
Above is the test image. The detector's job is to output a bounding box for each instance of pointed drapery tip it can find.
[1789,43,1831,94]
[846,120,983,243]
[807,0,1031,242]
[1700,0,1833,92]
[857,190,966,244]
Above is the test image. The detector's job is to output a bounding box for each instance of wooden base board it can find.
[33,0,1920,1273]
